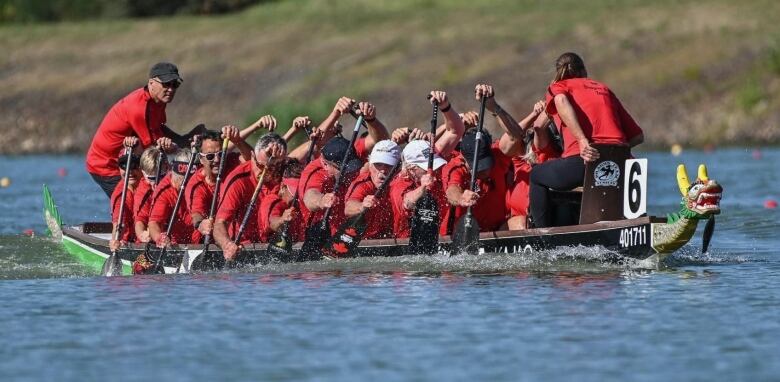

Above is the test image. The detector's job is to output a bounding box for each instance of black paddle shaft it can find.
[273,133,319,243]
[153,146,200,270]
[201,138,230,249]
[428,99,438,171]
[466,96,488,217]
[101,146,135,276]
[233,166,268,245]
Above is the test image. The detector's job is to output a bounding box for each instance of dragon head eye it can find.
[688,182,704,197]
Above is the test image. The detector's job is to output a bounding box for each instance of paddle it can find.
[151,146,200,273]
[138,147,165,270]
[101,146,134,277]
[702,216,715,254]
[266,132,319,260]
[299,114,364,261]
[227,165,269,267]
[184,137,230,273]
[328,162,400,257]
[450,95,488,256]
[407,96,441,256]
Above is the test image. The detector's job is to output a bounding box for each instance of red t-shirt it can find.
[149,175,200,244]
[86,87,167,177]
[388,170,448,238]
[297,158,360,235]
[110,180,135,242]
[442,142,512,232]
[545,78,643,158]
[133,178,154,227]
[258,193,305,243]
[344,169,394,239]
[507,143,560,217]
[215,161,277,244]
[185,152,241,217]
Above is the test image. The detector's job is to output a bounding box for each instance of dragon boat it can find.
[42,147,722,275]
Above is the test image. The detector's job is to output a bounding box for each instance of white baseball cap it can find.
[369,140,401,166]
[402,140,446,170]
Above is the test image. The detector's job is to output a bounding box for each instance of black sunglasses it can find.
[199,151,223,162]
[118,155,141,170]
[152,78,181,89]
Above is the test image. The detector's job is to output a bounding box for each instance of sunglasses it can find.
[199,151,223,162]
[118,155,141,170]
[152,78,181,89]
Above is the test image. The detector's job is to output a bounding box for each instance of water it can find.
[0,149,778,381]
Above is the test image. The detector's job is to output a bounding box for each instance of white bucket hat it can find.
[369,140,401,166]
[402,140,446,170]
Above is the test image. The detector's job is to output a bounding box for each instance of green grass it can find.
[2,0,780,154]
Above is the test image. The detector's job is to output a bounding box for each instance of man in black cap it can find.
[86,61,206,198]
[442,127,520,232]
[299,135,365,235]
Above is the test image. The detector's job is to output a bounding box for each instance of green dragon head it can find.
[676,164,723,219]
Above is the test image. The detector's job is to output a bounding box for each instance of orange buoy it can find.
[765,199,778,209]
[23,229,34,236]
[0,177,9,188]
[57,168,68,177]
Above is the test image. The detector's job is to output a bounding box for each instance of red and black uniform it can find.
[530,77,644,228]
[132,178,154,241]
[506,143,560,217]
[184,152,241,219]
[149,175,200,244]
[297,139,369,234]
[388,171,448,238]
[442,142,513,232]
[216,161,278,244]
[110,181,135,242]
[86,87,166,196]
[344,169,394,239]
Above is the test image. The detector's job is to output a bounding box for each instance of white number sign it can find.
[623,159,647,219]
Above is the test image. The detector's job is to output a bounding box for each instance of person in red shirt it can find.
[259,159,305,243]
[299,100,389,235]
[86,62,207,198]
[108,148,143,252]
[148,148,201,246]
[185,125,255,239]
[344,140,401,239]
[529,52,644,227]
[133,145,169,244]
[389,139,449,238]
[214,133,287,261]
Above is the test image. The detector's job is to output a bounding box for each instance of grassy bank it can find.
[1,0,779,154]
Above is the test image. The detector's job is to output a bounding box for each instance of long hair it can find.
[553,52,587,83]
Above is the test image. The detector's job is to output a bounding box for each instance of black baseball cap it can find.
[149,62,182,83]
[460,129,493,173]
[321,137,363,174]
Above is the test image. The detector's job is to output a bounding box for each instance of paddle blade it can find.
[451,214,480,256]
[299,221,328,261]
[329,215,367,258]
[266,230,294,261]
[407,193,440,256]
[101,251,123,276]
[190,250,226,272]
[702,216,715,254]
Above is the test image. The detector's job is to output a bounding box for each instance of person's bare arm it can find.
[134,221,149,243]
[446,184,463,207]
[428,91,465,159]
[554,94,599,162]
[148,221,163,244]
[532,114,552,151]
[303,189,325,212]
[212,219,231,249]
[356,101,390,153]
[344,199,363,217]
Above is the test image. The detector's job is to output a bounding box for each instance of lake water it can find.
[0,149,778,381]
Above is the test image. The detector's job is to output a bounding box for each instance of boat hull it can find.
[58,216,666,275]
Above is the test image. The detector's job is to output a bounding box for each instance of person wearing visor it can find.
[259,159,305,243]
[388,139,449,238]
[214,133,287,261]
[184,125,254,238]
[299,136,365,235]
[149,148,201,247]
[108,147,143,252]
[343,140,401,239]
[86,62,207,198]
[133,145,169,244]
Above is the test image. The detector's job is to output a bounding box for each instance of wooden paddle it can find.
[151,146,200,273]
[328,162,399,257]
[184,137,230,272]
[227,165,269,267]
[266,132,318,260]
[450,95,488,256]
[101,146,134,277]
[299,114,364,261]
[407,97,441,256]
